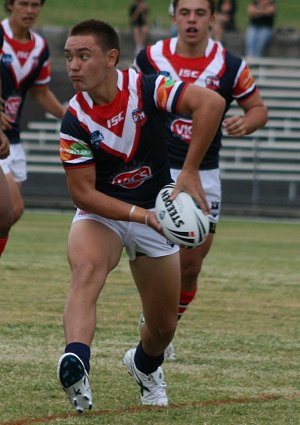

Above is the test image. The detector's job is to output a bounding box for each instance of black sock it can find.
[134,340,164,375]
[65,342,91,374]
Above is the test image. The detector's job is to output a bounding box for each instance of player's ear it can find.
[106,49,119,67]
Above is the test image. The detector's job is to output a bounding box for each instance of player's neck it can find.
[90,69,119,107]
[9,18,31,43]
[175,37,209,58]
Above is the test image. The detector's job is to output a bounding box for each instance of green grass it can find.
[0,211,299,424]
[0,0,300,30]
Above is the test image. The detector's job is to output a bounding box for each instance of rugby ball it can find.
[155,183,209,248]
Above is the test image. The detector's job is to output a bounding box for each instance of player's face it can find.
[64,35,115,96]
[9,0,42,30]
[174,0,214,45]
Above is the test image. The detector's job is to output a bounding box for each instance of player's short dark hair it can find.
[172,0,215,15]
[68,19,120,65]
[4,0,46,14]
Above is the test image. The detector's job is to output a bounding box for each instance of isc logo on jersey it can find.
[179,69,200,80]
[17,51,30,60]
[113,166,152,189]
[171,118,192,143]
[107,112,124,129]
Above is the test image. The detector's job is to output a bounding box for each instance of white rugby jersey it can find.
[60,69,187,208]
[135,38,257,170]
[0,18,51,144]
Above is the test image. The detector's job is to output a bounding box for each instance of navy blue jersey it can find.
[0,19,51,144]
[135,37,257,170]
[60,69,187,209]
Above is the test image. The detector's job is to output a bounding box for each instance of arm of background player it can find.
[29,85,66,120]
[224,91,268,137]
[170,84,225,213]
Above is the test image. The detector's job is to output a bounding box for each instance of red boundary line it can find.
[2,392,300,425]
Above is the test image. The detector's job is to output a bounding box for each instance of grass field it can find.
[1,211,299,424]
[0,0,299,30]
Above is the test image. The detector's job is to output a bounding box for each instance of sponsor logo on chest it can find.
[171,118,192,142]
[113,166,151,189]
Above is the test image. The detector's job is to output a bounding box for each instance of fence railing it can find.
[21,57,300,192]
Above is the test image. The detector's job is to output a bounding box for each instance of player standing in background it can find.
[0,24,12,257]
[134,0,268,359]
[57,19,225,412]
[0,0,65,226]
[0,130,12,257]
[129,0,149,55]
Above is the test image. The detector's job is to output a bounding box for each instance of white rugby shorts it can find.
[0,144,27,182]
[170,168,221,223]
[72,208,179,261]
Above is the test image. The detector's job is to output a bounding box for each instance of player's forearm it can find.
[182,96,225,170]
[31,88,66,119]
[67,177,148,224]
[243,105,268,135]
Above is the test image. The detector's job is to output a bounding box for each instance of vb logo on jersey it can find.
[205,75,220,91]
[90,130,104,149]
[171,118,192,143]
[113,166,152,189]
[132,108,147,127]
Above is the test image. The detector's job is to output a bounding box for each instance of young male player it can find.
[0,0,65,225]
[134,0,268,358]
[0,23,12,257]
[57,19,225,412]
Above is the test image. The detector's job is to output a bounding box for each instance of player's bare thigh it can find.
[67,219,124,289]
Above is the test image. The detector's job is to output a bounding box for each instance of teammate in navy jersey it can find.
[56,19,225,412]
[0,0,65,225]
[134,0,268,359]
[0,28,13,257]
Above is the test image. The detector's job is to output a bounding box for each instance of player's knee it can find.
[0,209,13,236]
[12,200,24,224]
[71,262,97,285]
[181,260,203,284]
[70,261,106,295]
[150,322,176,345]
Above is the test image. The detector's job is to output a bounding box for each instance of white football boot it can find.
[164,341,176,360]
[123,348,168,406]
[57,353,92,413]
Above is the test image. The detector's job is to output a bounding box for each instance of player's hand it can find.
[0,131,10,159]
[0,97,5,113]
[0,112,14,130]
[169,169,210,215]
[223,115,247,136]
[145,210,163,235]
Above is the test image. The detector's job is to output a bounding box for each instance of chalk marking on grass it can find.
[2,392,300,425]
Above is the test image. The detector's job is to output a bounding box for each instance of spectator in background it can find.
[0,0,65,226]
[129,0,149,55]
[169,1,178,37]
[245,0,276,58]
[212,0,237,41]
